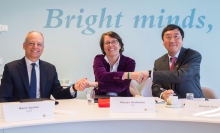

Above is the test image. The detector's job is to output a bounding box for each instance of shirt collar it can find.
[104,55,120,71]
[168,50,180,60]
[25,57,39,67]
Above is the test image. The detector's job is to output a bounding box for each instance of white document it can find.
[110,97,155,113]
[183,100,220,118]
[54,109,78,115]
[3,101,54,122]
[155,97,166,104]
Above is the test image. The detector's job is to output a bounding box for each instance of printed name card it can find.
[3,101,55,122]
[110,97,155,113]
[183,100,220,118]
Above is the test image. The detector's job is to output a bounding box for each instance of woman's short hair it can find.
[99,31,124,55]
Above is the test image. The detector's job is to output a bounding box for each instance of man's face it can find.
[23,32,44,62]
[163,29,183,56]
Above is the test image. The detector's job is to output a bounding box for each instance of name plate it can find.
[183,100,220,118]
[3,101,54,122]
[110,97,155,113]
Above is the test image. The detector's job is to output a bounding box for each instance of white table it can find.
[1,99,220,133]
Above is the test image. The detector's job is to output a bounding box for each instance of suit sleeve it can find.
[93,55,135,93]
[0,64,14,102]
[50,66,76,99]
[152,51,202,97]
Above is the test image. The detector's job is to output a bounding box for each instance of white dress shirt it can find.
[25,57,75,98]
[104,55,120,96]
[25,57,40,98]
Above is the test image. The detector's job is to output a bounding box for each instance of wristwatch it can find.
[72,84,77,92]
[148,70,151,78]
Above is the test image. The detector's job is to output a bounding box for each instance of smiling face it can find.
[163,29,183,57]
[23,32,44,62]
[103,35,121,58]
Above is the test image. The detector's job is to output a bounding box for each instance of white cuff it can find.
[159,92,163,99]
[70,86,76,97]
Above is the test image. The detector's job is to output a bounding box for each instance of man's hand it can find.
[130,71,149,84]
[74,78,97,91]
[161,90,175,101]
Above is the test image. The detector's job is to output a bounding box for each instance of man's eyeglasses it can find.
[165,35,181,40]
[104,40,118,46]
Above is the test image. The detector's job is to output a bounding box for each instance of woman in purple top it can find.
[93,31,142,97]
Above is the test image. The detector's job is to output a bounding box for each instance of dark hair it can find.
[161,24,184,41]
[99,31,124,55]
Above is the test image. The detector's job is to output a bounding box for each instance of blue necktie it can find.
[30,63,36,98]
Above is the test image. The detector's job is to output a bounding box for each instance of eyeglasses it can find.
[104,40,118,46]
[164,35,181,41]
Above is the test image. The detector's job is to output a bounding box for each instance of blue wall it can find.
[0,0,219,98]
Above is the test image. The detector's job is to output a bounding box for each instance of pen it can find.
[160,88,176,95]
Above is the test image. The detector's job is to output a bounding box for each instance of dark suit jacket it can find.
[152,47,204,98]
[0,57,76,102]
[93,54,135,97]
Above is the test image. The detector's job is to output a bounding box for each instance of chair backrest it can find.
[129,81,140,96]
[201,87,218,99]
[140,79,153,97]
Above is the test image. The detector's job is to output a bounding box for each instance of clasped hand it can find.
[130,71,149,84]
[74,78,95,91]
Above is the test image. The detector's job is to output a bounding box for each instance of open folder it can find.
[20,98,59,105]
[94,95,120,103]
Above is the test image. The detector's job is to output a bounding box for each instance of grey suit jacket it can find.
[152,47,204,98]
[0,57,76,102]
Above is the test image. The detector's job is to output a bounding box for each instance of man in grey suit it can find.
[140,24,204,101]
[0,31,97,102]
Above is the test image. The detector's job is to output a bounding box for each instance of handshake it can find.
[123,71,150,84]
[74,71,151,91]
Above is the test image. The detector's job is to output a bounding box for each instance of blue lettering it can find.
[115,12,123,28]
[157,9,165,28]
[182,8,196,28]
[65,15,75,28]
[44,9,63,28]
[99,8,113,28]
[133,15,155,28]
[76,9,84,28]
[196,16,205,28]
[82,15,97,35]
[166,16,180,25]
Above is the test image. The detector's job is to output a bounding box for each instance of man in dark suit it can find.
[0,31,96,102]
[141,24,204,101]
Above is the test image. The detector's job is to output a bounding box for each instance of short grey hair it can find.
[24,31,44,43]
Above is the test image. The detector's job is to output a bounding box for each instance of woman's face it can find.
[103,35,121,57]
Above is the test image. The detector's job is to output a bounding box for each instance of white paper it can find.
[110,97,155,113]
[54,110,78,115]
[183,100,220,118]
[3,101,54,122]
[155,97,166,104]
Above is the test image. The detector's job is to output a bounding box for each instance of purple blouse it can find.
[93,54,136,97]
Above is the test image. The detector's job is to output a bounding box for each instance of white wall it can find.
[0,0,219,98]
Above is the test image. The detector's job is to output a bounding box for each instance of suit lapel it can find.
[162,55,170,70]
[17,57,30,97]
[39,60,47,97]
[174,47,186,71]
